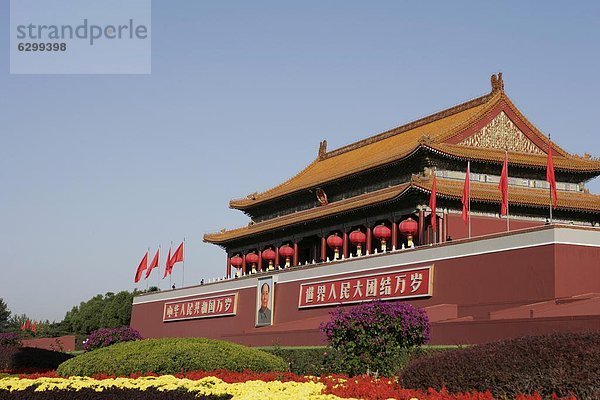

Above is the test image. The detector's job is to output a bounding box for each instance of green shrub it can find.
[400,332,600,400]
[261,346,334,375]
[57,337,288,377]
[320,300,430,376]
[263,346,413,376]
[0,346,73,371]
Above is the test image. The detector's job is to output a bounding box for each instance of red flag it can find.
[462,162,470,225]
[429,174,437,232]
[171,242,184,265]
[163,246,172,278]
[546,140,557,208]
[134,251,148,283]
[145,248,160,279]
[499,151,509,216]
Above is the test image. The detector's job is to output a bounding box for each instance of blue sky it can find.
[1,1,599,321]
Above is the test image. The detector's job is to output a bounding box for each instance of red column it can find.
[293,242,299,266]
[443,210,449,242]
[226,256,231,278]
[391,221,398,250]
[242,253,247,275]
[418,208,424,245]
[257,250,262,272]
[275,246,280,268]
[342,231,349,258]
[320,236,326,261]
[366,226,372,254]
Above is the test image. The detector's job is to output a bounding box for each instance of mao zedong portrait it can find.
[257,282,272,325]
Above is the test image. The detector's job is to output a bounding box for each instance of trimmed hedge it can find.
[400,331,600,400]
[261,346,340,375]
[262,345,452,375]
[0,388,231,400]
[0,346,73,372]
[57,338,288,377]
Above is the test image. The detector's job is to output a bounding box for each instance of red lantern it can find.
[327,234,344,260]
[349,229,366,256]
[230,255,243,267]
[230,255,243,277]
[373,224,392,252]
[279,245,294,268]
[262,248,276,270]
[399,217,418,248]
[245,253,259,274]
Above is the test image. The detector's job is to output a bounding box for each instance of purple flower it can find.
[84,326,142,352]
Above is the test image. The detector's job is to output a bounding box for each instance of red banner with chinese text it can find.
[298,266,433,308]
[163,293,238,322]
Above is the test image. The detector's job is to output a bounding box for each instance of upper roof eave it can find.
[207,175,600,245]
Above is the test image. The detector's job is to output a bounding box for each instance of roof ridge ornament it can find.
[318,140,328,160]
[418,134,433,145]
[491,72,504,93]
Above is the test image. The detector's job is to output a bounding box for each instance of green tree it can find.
[0,298,11,332]
[62,291,137,335]
[101,291,134,328]
[7,313,29,335]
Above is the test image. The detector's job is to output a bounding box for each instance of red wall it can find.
[131,241,600,346]
[447,213,543,241]
[22,335,76,352]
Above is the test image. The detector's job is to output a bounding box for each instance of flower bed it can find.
[0,371,580,400]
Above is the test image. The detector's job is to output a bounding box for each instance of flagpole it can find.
[146,247,150,291]
[169,241,173,289]
[182,237,186,288]
[505,150,510,232]
[157,244,161,290]
[548,134,553,224]
[467,161,471,238]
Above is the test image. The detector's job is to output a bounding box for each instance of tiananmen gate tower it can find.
[131,73,600,345]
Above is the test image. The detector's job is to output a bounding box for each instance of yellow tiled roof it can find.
[412,175,600,212]
[205,175,600,244]
[230,78,600,210]
[427,143,600,172]
[205,183,411,244]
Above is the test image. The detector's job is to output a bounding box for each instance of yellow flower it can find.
[0,375,351,399]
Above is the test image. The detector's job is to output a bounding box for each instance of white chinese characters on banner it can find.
[163,293,238,322]
[298,266,432,308]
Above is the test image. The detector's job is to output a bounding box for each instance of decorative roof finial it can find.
[318,140,328,160]
[490,72,504,93]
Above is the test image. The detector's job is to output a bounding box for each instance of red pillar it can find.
[391,221,398,250]
[257,250,262,272]
[242,253,247,275]
[226,256,231,278]
[320,236,326,261]
[275,246,280,268]
[418,208,424,245]
[366,226,372,254]
[342,231,349,258]
[293,242,299,266]
[443,210,449,242]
